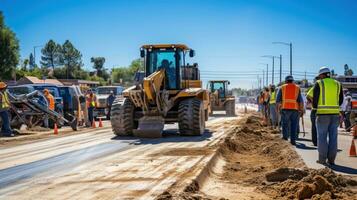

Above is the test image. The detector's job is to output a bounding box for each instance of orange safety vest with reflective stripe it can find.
[44,93,55,110]
[281,83,300,110]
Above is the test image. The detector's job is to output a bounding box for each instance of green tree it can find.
[29,53,36,70]
[21,58,29,71]
[59,40,83,79]
[111,58,144,86]
[0,11,20,80]
[40,39,61,69]
[91,56,109,80]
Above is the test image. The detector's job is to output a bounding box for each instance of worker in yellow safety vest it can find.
[86,90,97,125]
[268,85,278,129]
[0,82,14,137]
[312,67,343,166]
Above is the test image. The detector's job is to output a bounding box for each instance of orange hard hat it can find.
[43,89,49,94]
[0,82,7,89]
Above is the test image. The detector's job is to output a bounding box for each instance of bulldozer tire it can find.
[178,98,205,136]
[110,98,136,136]
[225,100,236,116]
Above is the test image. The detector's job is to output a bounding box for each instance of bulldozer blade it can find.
[133,116,164,138]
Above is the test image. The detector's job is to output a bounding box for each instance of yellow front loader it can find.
[208,80,236,116]
[110,44,210,137]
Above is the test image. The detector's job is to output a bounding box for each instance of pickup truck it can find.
[94,86,124,119]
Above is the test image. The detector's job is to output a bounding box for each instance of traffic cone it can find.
[98,118,103,128]
[92,119,96,128]
[349,139,356,157]
[54,123,58,135]
[353,126,357,138]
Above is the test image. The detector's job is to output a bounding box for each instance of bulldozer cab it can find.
[141,44,196,90]
[208,80,230,99]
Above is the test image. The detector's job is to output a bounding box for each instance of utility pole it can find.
[290,42,293,75]
[279,54,282,83]
[272,57,275,85]
[266,64,268,86]
[262,70,265,87]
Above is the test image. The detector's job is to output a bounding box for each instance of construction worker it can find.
[344,92,352,132]
[42,89,55,128]
[86,90,97,126]
[306,85,317,146]
[276,75,303,145]
[263,87,270,125]
[43,89,55,110]
[313,67,343,165]
[268,85,278,129]
[0,82,14,137]
[107,91,115,120]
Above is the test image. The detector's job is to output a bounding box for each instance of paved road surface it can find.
[0,115,238,200]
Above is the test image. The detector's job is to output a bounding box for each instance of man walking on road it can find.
[276,75,303,145]
[313,67,343,165]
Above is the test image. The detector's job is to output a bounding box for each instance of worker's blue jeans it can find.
[310,109,317,146]
[316,114,339,163]
[0,110,12,136]
[88,107,94,124]
[269,104,277,127]
[281,109,299,144]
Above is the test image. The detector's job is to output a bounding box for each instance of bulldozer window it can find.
[211,82,225,98]
[147,50,180,89]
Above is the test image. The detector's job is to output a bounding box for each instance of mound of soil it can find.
[264,168,357,199]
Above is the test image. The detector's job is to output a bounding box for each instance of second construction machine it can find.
[110,44,210,137]
[208,80,236,116]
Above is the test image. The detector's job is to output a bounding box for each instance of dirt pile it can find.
[264,167,357,199]
[156,114,357,200]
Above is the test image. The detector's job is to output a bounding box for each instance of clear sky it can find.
[1,0,357,88]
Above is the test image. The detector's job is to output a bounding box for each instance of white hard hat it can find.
[318,67,330,76]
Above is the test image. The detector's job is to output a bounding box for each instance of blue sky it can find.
[1,0,357,88]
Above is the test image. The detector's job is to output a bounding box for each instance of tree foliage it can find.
[40,39,62,69]
[91,56,109,80]
[111,58,144,86]
[344,64,353,76]
[0,11,20,80]
[59,40,83,79]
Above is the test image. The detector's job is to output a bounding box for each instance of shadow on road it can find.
[111,129,213,145]
[296,137,312,142]
[295,142,317,150]
[329,164,357,175]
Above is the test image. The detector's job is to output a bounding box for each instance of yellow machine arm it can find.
[142,68,165,104]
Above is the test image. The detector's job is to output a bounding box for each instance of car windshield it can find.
[8,87,31,95]
[97,88,117,95]
[33,86,59,97]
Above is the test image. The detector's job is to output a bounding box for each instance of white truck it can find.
[94,86,124,119]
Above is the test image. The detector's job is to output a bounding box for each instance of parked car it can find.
[59,85,85,121]
[94,86,124,119]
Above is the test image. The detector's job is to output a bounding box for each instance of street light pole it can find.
[273,42,293,75]
[33,45,43,67]
[289,42,292,75]
[279,54,282,83]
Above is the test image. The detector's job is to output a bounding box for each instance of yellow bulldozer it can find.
[110,44,211,137]
[208,80,236,116]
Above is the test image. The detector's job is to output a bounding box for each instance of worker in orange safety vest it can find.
[276,75,304,145]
